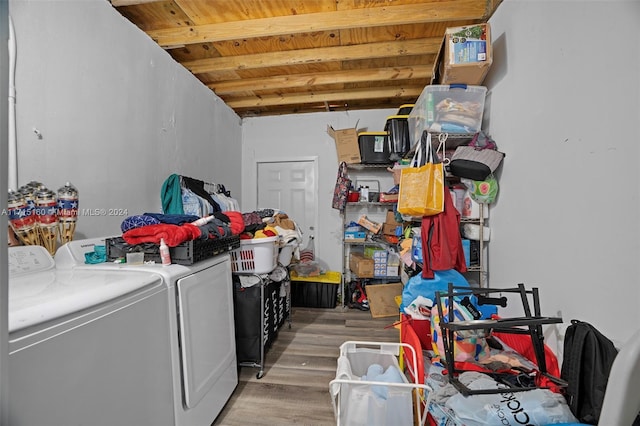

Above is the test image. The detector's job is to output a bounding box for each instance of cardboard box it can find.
[344,231,366,242]
[349,252,374,278]
[385,210,402,226]
[357,215,382,234]
[364,247,386,261]
[374,264,398,277]
[379,192,399,203]
[366,283,403,318]
[385,264,399,277]
[327,125,361,164]
[382,223,401,237]
[431,23,492,85]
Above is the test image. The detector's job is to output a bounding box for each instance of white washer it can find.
[56,237,238,426]
[8,245,174,426]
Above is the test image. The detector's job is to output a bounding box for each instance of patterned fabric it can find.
[255,209,274,218]
[332,162,351,212]
[121,215,161,233]
[242,212,263,227]
[430,298,490,363]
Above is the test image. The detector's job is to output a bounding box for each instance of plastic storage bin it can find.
[397,104,414,115]
[229,236,279,274]
[329,341,431,426]
[290,271,341,308]
[384,115,410,161]
[357,132,391,164]
[408,84,487,145]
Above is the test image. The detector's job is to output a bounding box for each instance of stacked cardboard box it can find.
[363,247,400,278]
[349,252,374,278]
[382,210,402,237]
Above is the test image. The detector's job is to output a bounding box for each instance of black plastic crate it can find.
[106,235,240,265]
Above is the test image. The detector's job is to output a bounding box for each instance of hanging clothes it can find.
[421,189,467,279]
[181,187,203,217]
[161,174,184,215]
[181,176,221,213]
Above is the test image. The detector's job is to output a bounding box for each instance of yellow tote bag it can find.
[397,133,445,217]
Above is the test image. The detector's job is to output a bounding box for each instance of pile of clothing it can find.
[120,212,244,247]
[239,209,303,248]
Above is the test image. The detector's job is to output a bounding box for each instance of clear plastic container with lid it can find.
[408,84,487,146]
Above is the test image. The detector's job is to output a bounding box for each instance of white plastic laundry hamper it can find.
[329,341,431,426]
[229,236,279,274]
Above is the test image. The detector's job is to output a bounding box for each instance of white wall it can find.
[242,109,396,272]
[9,0,242,239]
[486,0,640,346]
[243,1,640,347]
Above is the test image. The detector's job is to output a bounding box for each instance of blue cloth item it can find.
[363,363,405,400]
[84,245,107,264]
[143,212,199,225]
[121,215,161,233]
[161,174,184,215]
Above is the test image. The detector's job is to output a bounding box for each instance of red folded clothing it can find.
[123,223,201,247]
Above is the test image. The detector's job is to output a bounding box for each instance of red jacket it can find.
[421,189,467,279]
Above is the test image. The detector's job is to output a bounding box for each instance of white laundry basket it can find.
[229,236,279,274]
[329,341,431,426]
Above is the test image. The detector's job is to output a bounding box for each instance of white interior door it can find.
[257,160,317,244]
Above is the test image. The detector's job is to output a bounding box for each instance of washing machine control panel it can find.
[8,245,55,277]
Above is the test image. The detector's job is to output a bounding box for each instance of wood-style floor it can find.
[212,307,400,426]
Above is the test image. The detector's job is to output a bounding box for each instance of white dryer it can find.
[8,245,175,426]
[56,237,238,426]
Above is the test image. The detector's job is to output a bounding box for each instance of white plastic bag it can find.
[462,223,490,241]
[444,374,578,426]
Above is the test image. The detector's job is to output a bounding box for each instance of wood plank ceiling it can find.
[110,0,501,117]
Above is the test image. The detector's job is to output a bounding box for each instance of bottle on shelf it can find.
[360,186,369,202]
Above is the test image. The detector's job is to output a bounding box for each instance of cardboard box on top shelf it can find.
[431,23,492,85]
[327,123,361,164]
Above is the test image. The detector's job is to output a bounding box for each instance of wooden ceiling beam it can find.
[184,37,441,74]
[223,86,425,109]
[110,0,160,6]
[209,65,432,94]
[146,1,487,47]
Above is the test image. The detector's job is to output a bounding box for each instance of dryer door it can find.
[176,255,236,408]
